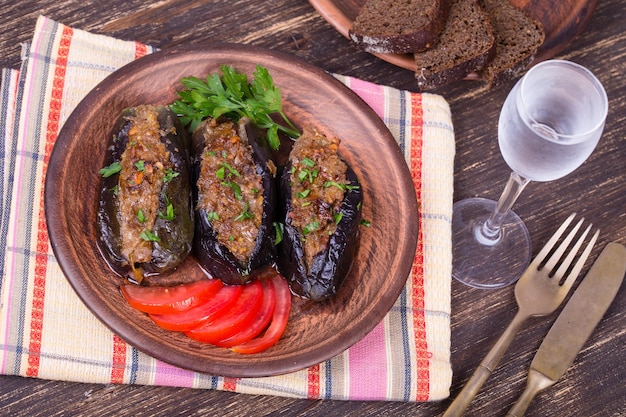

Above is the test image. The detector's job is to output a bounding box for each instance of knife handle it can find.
[506,369,556,417]
[443,311,528,417]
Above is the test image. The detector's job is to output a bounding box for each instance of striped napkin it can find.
[0,16,454,402]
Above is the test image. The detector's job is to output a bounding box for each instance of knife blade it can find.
[506,242,626,417]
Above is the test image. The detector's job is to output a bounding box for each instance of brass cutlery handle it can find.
[505,369,556,417]
[443,311,529,417]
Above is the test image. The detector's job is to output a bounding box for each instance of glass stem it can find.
[478,172,531,245]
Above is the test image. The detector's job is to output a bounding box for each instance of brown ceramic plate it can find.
[309,0,599,72]
[45,44,418,377]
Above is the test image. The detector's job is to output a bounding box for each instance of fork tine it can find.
[552,223,592,279]
[559,229,600,291]
[543,217,584,272]
[532,213,576,267]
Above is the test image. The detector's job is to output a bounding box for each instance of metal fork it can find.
[443,213,599,417]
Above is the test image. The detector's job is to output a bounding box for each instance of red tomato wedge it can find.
[231,273,291,354]
[150,284,243,332]
[120,279,223,315]
[185,279,264,344]
[213,277,276,348]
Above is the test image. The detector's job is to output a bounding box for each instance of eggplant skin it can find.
[278,163,362,302]
[97,105,194,280]
[191,118,277,285]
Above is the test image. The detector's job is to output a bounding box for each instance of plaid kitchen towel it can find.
[0,16,454,401]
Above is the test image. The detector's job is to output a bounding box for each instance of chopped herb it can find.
[221,181,242,200]
[301,201,311,207]
[163,168,179,183]
[159,203,175,221]
[302,221,319,235]
[99,161,121,177]
[216,166,226,180]
[110,185,119,195]
[360,219,371,227]
[333,212,344,224]
[301,157,315,167]
[134,160,145,171]
[297,168,318,184]
[206,211,220,222]
[136,209,147,223]
[324,181,360,192]
[140,229,160,242]
[296,189,311,199]
[170,64,301,150]
[221,162,241,178]
[234,202,254,221]
[273,222,284,245]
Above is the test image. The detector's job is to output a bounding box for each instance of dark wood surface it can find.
[1,1,624,416]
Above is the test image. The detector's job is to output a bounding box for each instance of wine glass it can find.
[452,60,608,289]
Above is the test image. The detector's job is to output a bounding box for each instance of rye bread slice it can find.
[479,0,545,87]
[413,0,495,90]
[349,0,448,54]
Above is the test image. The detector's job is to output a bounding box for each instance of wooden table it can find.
[1,1,624,416]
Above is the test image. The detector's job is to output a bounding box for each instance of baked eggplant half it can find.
[277,128,362,301]
[191,117,277,285]
[97,105,194,282]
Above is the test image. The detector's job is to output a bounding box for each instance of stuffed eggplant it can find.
[97,105,194,282]
[277,127,362,301]
[191,117,277,285]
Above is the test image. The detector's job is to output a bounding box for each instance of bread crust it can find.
[349,0,449,54]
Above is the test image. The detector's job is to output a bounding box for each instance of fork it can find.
[443,213,599,417]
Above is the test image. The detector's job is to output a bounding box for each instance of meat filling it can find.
[117,105,172,267]
[195,119,264,266]
[288,128,348,272]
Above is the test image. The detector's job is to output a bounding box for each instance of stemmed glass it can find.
[452,60,608,289]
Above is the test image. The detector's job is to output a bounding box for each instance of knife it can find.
[506,242,626,417]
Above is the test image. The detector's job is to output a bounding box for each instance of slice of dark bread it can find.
[479,0,545,87]
[413,0,495,90]
[349,0,448,54]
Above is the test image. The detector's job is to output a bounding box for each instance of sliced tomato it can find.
[150,284,243,332]
[231,273,291,354]
[120,279,223,315]
[185,279,264,344]
[213,277,276,348]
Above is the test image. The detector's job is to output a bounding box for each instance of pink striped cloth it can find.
[0,16,454,401]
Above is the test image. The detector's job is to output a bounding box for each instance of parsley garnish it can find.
[134,160,145,172]
[234,202,254,221]
[136,209,147,223]
[140,229,160,242]
[163,168,179,183]
[99,161,121,177]
[170,64,301,150]
[302,221,319,235]
[159,203,175,221]
[273,222,284,245]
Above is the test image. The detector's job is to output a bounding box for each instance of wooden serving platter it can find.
[308,0,599,72]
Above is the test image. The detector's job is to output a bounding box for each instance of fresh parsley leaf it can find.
[136,209,147,223]
[159,203,175,221]
[171,64,301,150]
[140,229,160,242]
[99,161,121,177]
[163,168,179,183]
